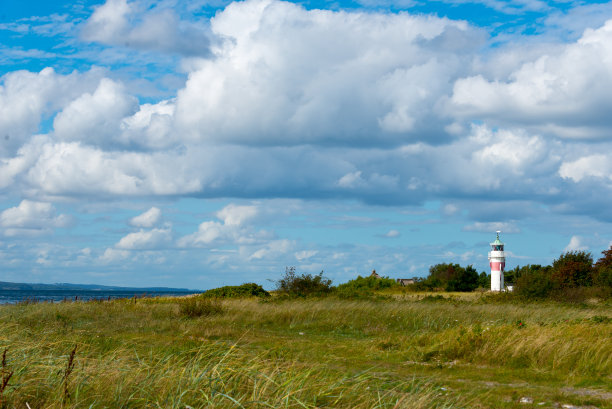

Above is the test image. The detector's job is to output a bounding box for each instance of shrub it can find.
[275,267,333,297]
[202,283,270,298]
[336,275,398,292]
[178,297,223,318]
[514,266,554,299]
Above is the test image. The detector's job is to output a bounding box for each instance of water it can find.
[0,289,199,304]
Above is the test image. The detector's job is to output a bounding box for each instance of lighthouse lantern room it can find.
[488,231,506,291]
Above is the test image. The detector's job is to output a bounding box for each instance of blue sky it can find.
[1,0,611,290]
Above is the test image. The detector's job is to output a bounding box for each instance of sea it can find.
[0,289,199,305]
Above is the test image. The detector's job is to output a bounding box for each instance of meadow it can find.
[0,293,610,408]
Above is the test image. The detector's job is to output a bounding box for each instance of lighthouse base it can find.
[491,270,504,292]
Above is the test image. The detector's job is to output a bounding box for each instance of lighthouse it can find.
[488,231,506,291]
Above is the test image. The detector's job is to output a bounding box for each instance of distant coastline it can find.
[0,281,201,304]
[0,280,199,292]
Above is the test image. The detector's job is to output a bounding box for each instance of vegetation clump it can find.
[411,263,485,292]
[179,297,224,318]
[275,267,333,297]
[202,282,270,298]
[335,274,397,298]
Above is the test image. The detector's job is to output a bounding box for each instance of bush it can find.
[202,283,270,298]
[514,266,554,299]
[336,275,398,292]
[275,267,333,297]
[179,297,224,318]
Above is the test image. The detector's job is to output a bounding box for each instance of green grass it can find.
[0,295,610,408]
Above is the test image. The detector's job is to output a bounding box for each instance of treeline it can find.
[198,246,612,302]
[408,247,612,300]
[509,247,611,300]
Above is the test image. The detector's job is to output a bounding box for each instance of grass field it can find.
[0,293,610,408]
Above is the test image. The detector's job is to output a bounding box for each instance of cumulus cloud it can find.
[0,0,610,238]
[116,227,172,250]
[559,154,612,183]
[178,203,269,247]
[53,78,138,146]
[0,200,70,236]
[174,0,482,146]
[119,100,176,149]
[448,19,612,139]
[130,207,162,228]
[81,0,213,56]
[564,235,588,252]
[0,67,104,156]
[217,204,258,227]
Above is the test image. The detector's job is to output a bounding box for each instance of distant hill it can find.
[0,281,199,292]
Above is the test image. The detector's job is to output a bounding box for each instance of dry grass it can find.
[0,295,610,408]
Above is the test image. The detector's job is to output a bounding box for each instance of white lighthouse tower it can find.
[488,231,506,291]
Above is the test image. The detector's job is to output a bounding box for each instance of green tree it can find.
[447,265,479,292]
[505,264,542,285]
[426,263,479,292]
[477,271,490,289]
[550,251,594,288]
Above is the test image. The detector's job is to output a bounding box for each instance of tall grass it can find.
[0,296,609,408]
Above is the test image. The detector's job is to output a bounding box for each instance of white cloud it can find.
[174,0,481,145]
[178,203,268,247]
[448,19,612,139]
[0,67,104,156]
[559,154,612,182]
[382,229,401,238]
[564,235,588,252]
[248,239,292,260]
[100,247,130,263]
[53,78,138,146]
[472,128,546,171]
[130,207,162,228]
[462,222,520,234]
[119,100,176,149]
[217,204,258,227]
[23,140,203,196]
[295,250,318,261]
[81,0,212,56]
[116,227,172,250]
[0,200,70,236]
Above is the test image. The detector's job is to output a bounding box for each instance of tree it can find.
[593,246,612,288]
[426,263,479,292]
[447,265,479,292]
[477,271,490,289]
[505,264,542,285]
[550,251,594,288]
